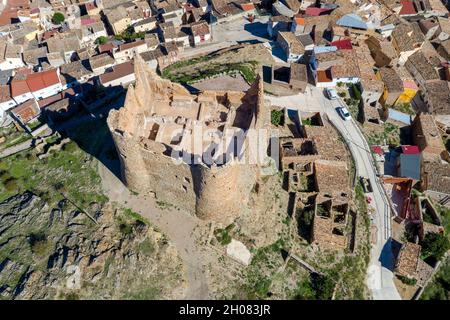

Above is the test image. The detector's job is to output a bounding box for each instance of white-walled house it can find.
[0,43,25,71]
[11,69,63,104]
[0,85,17,120]
[189,21,211,47]
[113,40,149,63]
[99,60,135,87]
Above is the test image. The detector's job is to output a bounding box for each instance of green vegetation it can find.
[271,110,285,126]
[138,238,155,256]
[0,132,107,207]
[214,224,234,246]
[421,232,450,262]
[397,275,417,286]
[52,12,65,25]
[114,27,144,42]
[392,103,415,115]
[367,122,400,146]
[95,36,109,45]
[28,232,52,257]
[349,83,361,101]
[123,208,149,225]
[161,56,259,85]
[421,256,450,300]
[28,120,42,131]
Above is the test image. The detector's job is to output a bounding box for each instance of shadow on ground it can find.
[378,237,397,272]
[44,85,126,180]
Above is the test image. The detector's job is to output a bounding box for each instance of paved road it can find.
[267,87,401,300]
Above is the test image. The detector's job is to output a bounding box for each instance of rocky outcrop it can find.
[0,192,184,300]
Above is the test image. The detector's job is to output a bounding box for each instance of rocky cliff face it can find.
[0,192,185,300]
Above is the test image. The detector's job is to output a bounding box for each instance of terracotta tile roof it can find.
[399,0,417,15]
[10,79,30,96]
[10,99,39,123]
[26,69,60,92]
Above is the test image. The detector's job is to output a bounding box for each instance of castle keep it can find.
[107,56,270,225]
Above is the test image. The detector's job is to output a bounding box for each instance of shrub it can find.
[4,178,18,192]
[397,275,417,286]
[421,232,450,261]
[52,12,65,25]
[350,83,361,100]
[95,36,108,45]
[271,110,284,126]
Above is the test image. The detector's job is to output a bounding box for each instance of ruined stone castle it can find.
[107,56,271,225]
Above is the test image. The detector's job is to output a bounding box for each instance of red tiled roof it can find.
[372,145,383,155]
[402,145,420,154]
[317,69,333,83]
[305,7,332,16]
[399,0,417,15]
[26,69,60,92]
[11,99,39,123]
[330,39,353,50]
[240,3,255,11]
[11,80,30,97]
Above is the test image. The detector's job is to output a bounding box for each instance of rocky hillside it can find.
[0,192,185,300]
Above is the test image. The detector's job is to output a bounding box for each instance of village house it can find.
[268,15,291,39]
[391,22,425,65]
[411,114,447,161]
[140,46,165,70]
[22,47,47,68]
[365,36,398,68]
[355,42,384,106]
[99,60,135,87]
[189,21,211,47]
[312,49,361,87]
[80,20,108,46]
[59,60,93,89]
[0,42,25,71]
[84,2,102,16]
[405,50,439,90]
[9,99,40,125]
[437,39,450,61]
[159,22,190,47]
[277,31,305,63]
[45,31,81,63]
[422,80,450,117]
[271,63,308,93]
[144,33,160,51]
[113,39,149,63]
[0,85,17,118]
[133,16,158,33]
[88,53,116,75]
[395,242,434,287]
[104,6,132,35]
[377,67,404,107]
[182,5,204,25]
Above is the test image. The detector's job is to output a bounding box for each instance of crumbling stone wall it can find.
[107,55,267,225]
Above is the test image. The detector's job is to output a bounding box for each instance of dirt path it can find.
[98,161,210,299]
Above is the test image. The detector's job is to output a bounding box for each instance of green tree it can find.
[52,12,65,25]
[95,36,108,45]
[421,232,450,261]
[271,110,284,126]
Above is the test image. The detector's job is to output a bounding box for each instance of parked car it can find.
[325,88,338,100]
[336,106,351,121]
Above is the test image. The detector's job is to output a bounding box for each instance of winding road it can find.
[267,87,401,300]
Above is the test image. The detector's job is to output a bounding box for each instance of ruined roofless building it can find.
[107,55,270,225]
